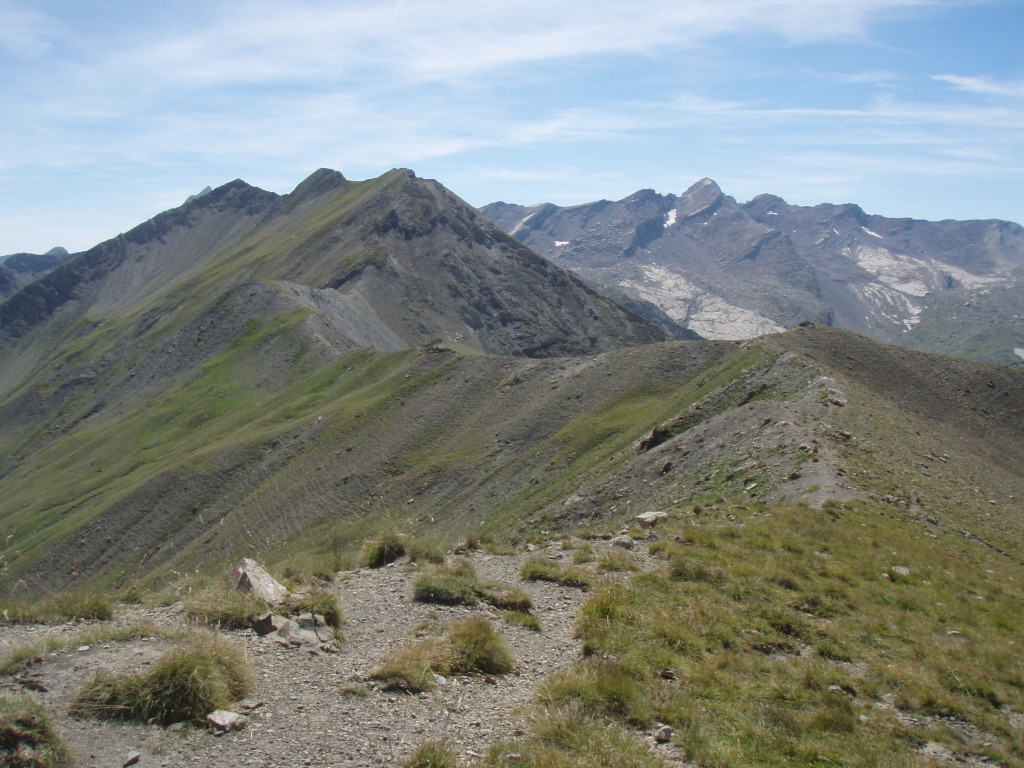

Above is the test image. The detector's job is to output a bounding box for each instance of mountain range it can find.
[2,167,1023,768]
[482,179,1024,364]
[0,168,1021,596]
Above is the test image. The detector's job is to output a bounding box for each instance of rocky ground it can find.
[1,541,691,768]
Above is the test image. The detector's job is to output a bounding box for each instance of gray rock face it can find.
[482,181,1024,362]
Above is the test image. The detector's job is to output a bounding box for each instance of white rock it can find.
[232,558,289,605]
[634,511,668,528]
[207,709,248,732]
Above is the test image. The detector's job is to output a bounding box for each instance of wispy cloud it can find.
[933,74,1024,98]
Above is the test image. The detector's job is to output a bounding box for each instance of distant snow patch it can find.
[664,209,677,228]
[766,211,778,216]
[554,240,569,247]
[861,226,884,239]
[1015,348,1024,361]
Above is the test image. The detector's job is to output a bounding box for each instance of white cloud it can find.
[933,74,1024,99]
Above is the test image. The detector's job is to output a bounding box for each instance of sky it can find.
[1,0,1023,255]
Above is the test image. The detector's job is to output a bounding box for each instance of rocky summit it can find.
[482,180,1024,363]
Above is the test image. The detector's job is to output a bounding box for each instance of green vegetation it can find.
[413,559,481,606]
[504,611,542,632]
[359,531,410,568]
[479,583,534,612]
[520,557,592,589]
[371,616,514,692]
[370,637,451,693]
[183,588,268,629]
[555,501,1024,767]
[404,741,458,768]
[447,616,514,675]
[0,694,70,768]
[69,631,251,725]
[485,704,662,768]
[595,551,639,573]
[0,621,171,675]
[0,591,113,624]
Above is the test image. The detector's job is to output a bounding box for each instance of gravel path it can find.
[1,545,641,768]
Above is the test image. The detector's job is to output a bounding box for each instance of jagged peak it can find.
[184,186,213,205]
[677,177,724,218]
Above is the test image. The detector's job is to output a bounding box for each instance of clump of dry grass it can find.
[371,617,514,692]
[69,631,251,725]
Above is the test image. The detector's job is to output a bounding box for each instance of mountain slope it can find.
[1,321,1020,596]
[0,246,71,301]
[0,168,664,446]
[482,182,1024,362]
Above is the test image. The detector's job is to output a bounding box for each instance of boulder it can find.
[232,558,289,605]
[610,535,635,550]
[635,511,668,528]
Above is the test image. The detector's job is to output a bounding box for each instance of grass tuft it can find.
[447,616,514,675]
[404,741,458,768]
[479,582,534,612]
[0,694,70,768]
[184,588,268,630]
[504,611,542,632]
[1,591,113,624]
[484,704,663,767]
[369,638,451,693]
[407,540,446,565]
[69,631,251,725]
[596,551,639,573]
[359,531,409,568]
[371,617,514,692]
[537,659,652,725]
[413,560,480,606]
[520,557,592,589]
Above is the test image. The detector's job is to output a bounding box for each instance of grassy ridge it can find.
[526,501,1024,767]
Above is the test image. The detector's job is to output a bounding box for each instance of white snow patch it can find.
[861,226,884,239]
[766,211,778,216]
[832,228,840,236]
[1014,348,1024,360]
[620,264,784,340]
[664,209,677,228]
[554,241,569,247]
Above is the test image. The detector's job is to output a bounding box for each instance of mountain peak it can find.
[288,168,349,202]
[677,177,724,218]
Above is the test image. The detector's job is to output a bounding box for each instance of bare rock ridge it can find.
[481,180,1024,363]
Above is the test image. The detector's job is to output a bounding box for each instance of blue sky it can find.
[1,0,1022,255]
